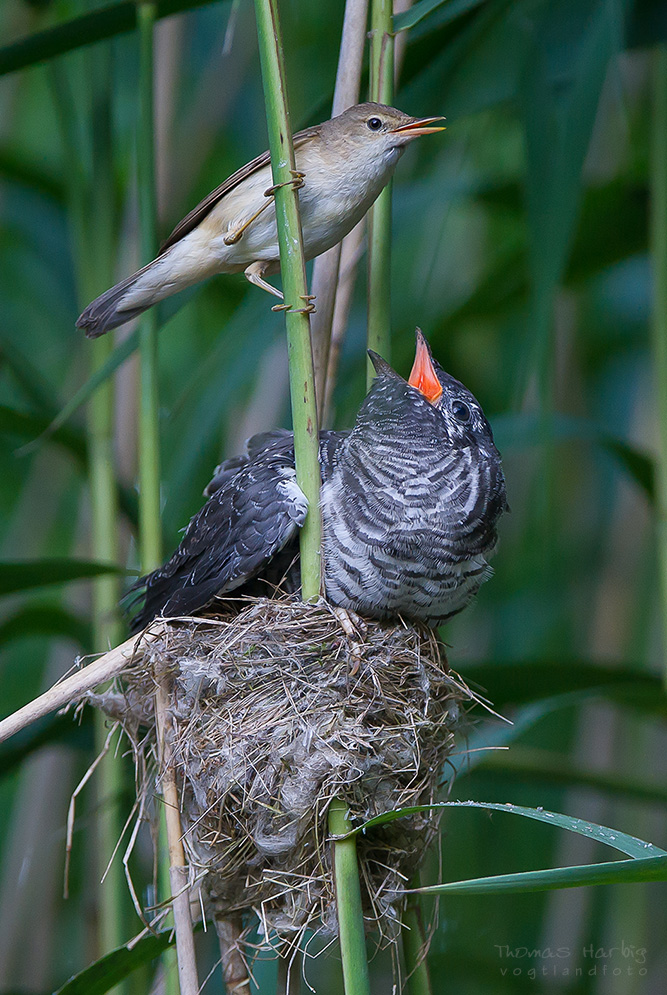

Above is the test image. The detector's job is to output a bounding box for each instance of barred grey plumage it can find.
[128,332,507,632]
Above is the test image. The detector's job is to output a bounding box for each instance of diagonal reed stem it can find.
[253,0,322,602]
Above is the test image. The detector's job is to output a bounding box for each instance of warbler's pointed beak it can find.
[408,329,443,404]
[390,115,446,138]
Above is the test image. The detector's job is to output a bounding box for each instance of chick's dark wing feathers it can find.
[129,447,308,632]
[204,430,293,497]
[203,428,345,497]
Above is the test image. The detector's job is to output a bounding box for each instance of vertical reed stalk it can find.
[328,800,371,995]
[136,5,198,992]
[651,45,667,685]
[137,0,162,574]
[155,684,200,995]
[58,46,129,982]
[49,49,129,988]
[253,0,322,601]
[252,8,370,993]
[366,0,394,386]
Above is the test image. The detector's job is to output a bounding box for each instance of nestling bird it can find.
[77,103,444,337]
[128,331,507,632]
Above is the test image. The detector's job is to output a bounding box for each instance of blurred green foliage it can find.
[1,0,666,992]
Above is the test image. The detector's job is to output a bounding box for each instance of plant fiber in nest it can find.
[92,597,472,944]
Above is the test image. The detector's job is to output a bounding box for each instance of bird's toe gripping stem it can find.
[264,170,306,198]
[271,293,316,316]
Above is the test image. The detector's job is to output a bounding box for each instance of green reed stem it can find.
[51,46,128,988]
[84,51,127,984]
[367,0,394,387]
[328,799,372,995]
[253,0,322,602]
[651,45,667,686]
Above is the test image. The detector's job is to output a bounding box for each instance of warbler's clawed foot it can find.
[295,294,317,315]
[270,295,316,316]
[269,294,316,315]
[264,170,306,198]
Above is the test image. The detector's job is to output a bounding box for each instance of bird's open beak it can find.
[408,329,443,404]
[390,116,446,137]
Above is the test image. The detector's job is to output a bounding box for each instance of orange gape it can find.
[408,329,443,403]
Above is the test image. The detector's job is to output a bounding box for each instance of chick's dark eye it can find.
[451,400,472,423]
[367,117,383,131]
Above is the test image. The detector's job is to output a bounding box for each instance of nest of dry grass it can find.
[90,597,473,947]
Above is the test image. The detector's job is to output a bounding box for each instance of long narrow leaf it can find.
[394,0,485,33]
[0,0,223,77]
[346,801,667,858]
[39,283,199,445]
[0,604,90,647]
[0,559,126,596]
[55,930,174,995]
[415,855,667,896]
[37,329,139,442]
[0,404,87,461]
[522,0,628,396]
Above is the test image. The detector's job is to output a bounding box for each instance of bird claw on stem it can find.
[271,294,317,315]
[264,170,306,198]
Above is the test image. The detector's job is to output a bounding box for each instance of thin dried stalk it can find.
[155,682,199,995]
[216,918,249,994]
[310,0,370,411]
[366,0,394,386]
[0,628,163,744]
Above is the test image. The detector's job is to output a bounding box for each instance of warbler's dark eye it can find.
[367,117,383,131]
[451,400,472,423]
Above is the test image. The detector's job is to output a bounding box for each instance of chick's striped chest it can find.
[319,431,496,626]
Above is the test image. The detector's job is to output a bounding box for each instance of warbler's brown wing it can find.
[158,127,321,256]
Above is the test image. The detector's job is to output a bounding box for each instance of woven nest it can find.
[90,597,473,947]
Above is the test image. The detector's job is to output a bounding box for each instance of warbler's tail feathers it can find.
[76,261,157,338]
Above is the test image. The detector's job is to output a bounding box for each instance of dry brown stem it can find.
[0,625,165,744]
[155,680,200,995]
[310,0,369,411]
[216,917,250,994]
